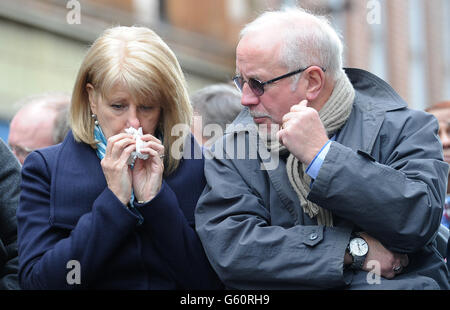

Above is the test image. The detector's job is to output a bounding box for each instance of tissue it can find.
[125,127,149,165]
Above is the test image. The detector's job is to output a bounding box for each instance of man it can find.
[0,139,21,289]
[8,93,70,164]
[190,84,242,147]
[195,8,450,289]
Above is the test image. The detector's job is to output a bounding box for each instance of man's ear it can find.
[86,83,97,114]
[304,66,325,101]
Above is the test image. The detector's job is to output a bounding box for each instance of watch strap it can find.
[349,253,366,270]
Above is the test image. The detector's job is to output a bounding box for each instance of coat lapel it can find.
[262,151,306,225]
[49,131,107,229]
[242,119,306,225]
[339,68,407,155]
[337,92,385,154]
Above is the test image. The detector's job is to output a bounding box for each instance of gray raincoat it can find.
[195,68,450,289]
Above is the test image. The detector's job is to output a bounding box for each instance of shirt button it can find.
[309,232,318,240]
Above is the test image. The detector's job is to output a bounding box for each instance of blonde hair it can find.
[70,26,192,176]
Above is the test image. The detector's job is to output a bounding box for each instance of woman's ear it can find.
[304,66,325,101]
[86,83,97,114]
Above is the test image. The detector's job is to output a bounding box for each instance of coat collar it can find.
[345,68,407,112]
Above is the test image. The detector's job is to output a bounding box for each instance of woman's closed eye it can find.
[139,105,156,112]
[111,102,126,110]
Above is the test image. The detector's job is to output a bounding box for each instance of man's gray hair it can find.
[190,84,242,134]
[240,7,344,82]
[52,104,70,144]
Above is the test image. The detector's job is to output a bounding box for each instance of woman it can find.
[17,26,222,289]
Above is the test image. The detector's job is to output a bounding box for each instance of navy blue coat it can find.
[17,131,222,289]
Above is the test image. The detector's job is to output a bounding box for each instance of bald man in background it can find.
[8,93,70,165]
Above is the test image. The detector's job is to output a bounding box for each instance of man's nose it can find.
[240,83,259,107]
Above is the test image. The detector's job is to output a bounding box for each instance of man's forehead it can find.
[236,34,282,74]
[238,30,281,53]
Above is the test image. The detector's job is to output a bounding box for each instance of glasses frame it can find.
[233,66,326,97]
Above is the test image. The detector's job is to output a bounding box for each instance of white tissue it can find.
[125,127,149,165]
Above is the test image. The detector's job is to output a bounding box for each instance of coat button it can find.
[309,232,318,240]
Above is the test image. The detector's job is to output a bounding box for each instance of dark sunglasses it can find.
[233,66,326,97]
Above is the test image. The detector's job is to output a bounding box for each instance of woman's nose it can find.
[127,106,141,129]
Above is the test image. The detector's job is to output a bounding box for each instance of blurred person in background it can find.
[16,26,222,289]
[8,93,71,164]
[426,101,450,272]
[190,84,242,147]
[0,139,21,290]
[426,101,450,229]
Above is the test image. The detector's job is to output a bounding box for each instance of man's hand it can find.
[277,100,329,165]
[358,232,409,279]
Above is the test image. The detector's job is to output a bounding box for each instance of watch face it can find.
[349,237,368,256]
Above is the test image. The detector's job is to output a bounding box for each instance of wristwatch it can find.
[347,233,369,270]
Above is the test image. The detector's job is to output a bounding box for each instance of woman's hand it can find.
[101,133,136,205]
[131,134,165,203]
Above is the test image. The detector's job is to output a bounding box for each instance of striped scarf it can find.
[94,124,107,159]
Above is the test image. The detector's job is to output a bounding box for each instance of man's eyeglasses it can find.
[233,66,326,97]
